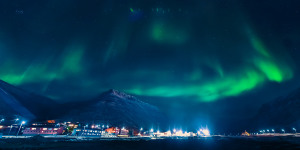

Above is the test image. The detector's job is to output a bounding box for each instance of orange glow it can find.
[47,120,55,123]
[105,127,116,133]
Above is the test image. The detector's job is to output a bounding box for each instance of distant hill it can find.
[253,88,300,128]
[62,89,164,128]
[0,80,58,121]
[0,80,165,128]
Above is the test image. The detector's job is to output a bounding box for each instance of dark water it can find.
[47,137,300,150]
[1,137,300,150]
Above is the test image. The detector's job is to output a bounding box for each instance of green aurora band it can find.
[0,21,294,102]
[127,27,293,102]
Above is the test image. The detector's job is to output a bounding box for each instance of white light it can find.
[150,128,154,132]
[21,121,26,124]
[140,128,143,131]
[122,127,125,130]
[173,129,176,132]
[202,129,210,136]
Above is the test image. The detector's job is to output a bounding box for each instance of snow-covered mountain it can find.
[254,88,300,128]
[0,80,165,127]
[0,80,58,120]
[63,89,164,128]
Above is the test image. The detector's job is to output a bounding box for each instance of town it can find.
[0,118,211,139]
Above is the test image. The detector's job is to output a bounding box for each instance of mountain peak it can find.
[106,89,137,100]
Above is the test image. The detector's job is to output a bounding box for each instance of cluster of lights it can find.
[259,128,297,134]
[148,128,210,137]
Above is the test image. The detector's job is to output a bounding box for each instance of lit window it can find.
[48,128,52,130]
[32,128,36,130]
[54,128,58,130]
[43,128,47,130]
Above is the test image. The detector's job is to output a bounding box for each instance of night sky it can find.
[1,0,300,130]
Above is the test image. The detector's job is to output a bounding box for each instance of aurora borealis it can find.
[1,0,300,127]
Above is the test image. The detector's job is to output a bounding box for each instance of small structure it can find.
[241,130,250,136]
[23,126,64,135]
[73,128,103,137]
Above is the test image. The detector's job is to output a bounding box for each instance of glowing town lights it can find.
[173,129,176,133]
[157,130,160,134]
[16,118,19,121]
[0,126,3,128]
[122,127,125,130]
[150,128,154,132]
[21,121,26,124]
[91,125,94,128]
[202,129,210,136]
[140,128,143,131]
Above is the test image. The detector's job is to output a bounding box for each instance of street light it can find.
[16,121,26,136]
[8,118,20,135]
[271,129,275,133]
[281,129,285,133]
[292,128,296,133]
